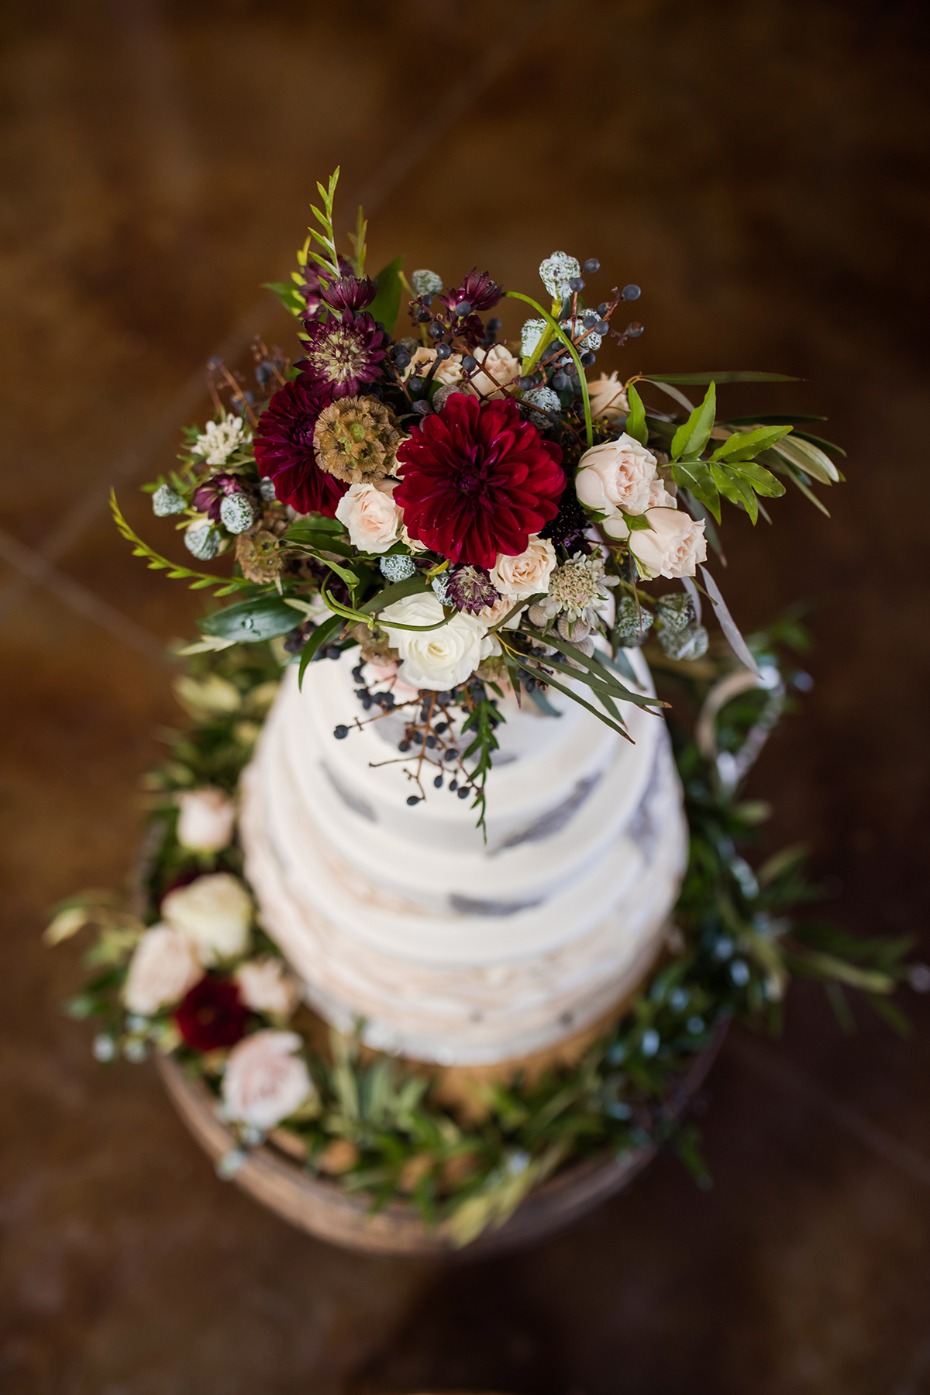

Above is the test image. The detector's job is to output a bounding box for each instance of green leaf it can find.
[767,434,841,485]
[671,382,716,461]
[710,424,792,462]
[624,382,648,445]
[297,614,344,688]
[360,576,430,615]
[368,256,404,334]
[200,595,300,643]
[262,280,304,317]
[505,290,593,446]
[669,458,721,521]
[645,371,799,385]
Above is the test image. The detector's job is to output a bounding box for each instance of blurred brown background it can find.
[2,0,929,1391]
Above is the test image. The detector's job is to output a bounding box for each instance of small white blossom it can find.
[194,415,248,467]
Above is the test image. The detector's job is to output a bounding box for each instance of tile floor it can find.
[1,2,928,1391]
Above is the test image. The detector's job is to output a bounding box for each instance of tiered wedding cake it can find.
[240,649,688,1067]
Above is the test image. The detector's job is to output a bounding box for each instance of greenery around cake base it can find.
[50,625,910,1246]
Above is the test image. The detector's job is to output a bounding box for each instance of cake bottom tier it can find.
[240,719,688,1067]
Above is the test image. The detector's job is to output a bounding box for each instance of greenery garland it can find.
[49,626,909,1246]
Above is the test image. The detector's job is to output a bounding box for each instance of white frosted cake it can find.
[239,650,688,1067]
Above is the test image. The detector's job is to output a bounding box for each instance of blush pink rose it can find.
[221,1030,315,1130]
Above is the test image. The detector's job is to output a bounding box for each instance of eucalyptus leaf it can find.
[200,595,301,643]
[699,567,761,676]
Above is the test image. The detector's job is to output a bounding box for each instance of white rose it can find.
[627,507,708,579]
[123,923,201,1016]
[221,1030,315,1131]
[380,592,494,691]
[403,345,464,387]
[235,958,302,1020]
[588,372,629,420]
[489,535,556,600]
[468,344,521,398]
[335,481,403,555]
[576,433,659,518]
[161,873,252,964]
[176,787,236,853]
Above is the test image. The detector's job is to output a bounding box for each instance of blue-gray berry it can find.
[152,484,185,516]
[379,554,417,583]
[219,493,257,535]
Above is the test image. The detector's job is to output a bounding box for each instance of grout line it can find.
[732,1032,930,1190]
[0,527,171,666]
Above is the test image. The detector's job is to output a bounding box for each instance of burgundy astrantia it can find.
[440,268,503,315]
[320,275,377,314]
[394,395,565,569]
[192,473,244,523]
[253,376,346,517]
[174,975,250,1052]
[298,312,386,399]
[298,254,353,318]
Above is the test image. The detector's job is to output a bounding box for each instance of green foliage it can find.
[199,595,302,644]
[665,385,790,525]
[302,167,342,279]
[505,289,594,446]
[459,691,503,838]
[624,382,648,445]
[110,491,250,596]
[367,256,404,334]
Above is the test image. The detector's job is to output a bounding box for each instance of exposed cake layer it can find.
[239,652,689,1065]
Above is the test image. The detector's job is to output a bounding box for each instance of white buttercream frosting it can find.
[239,650,688,1065]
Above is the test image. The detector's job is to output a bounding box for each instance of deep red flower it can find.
[174,975,250,1052]
[394,395,565,568]
[253,376,346,516]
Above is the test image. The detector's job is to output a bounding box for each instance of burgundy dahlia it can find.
[174,975,250,1052]
[253,376,346,516]
[394,395,565,569]
[298,312,386,399]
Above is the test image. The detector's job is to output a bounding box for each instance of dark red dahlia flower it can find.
[253,376,346,516]
[175,975,250,1052]
[441,268,503,315]
[320,275,377,314]
[394,395,565,568]
[298,312,386,399]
